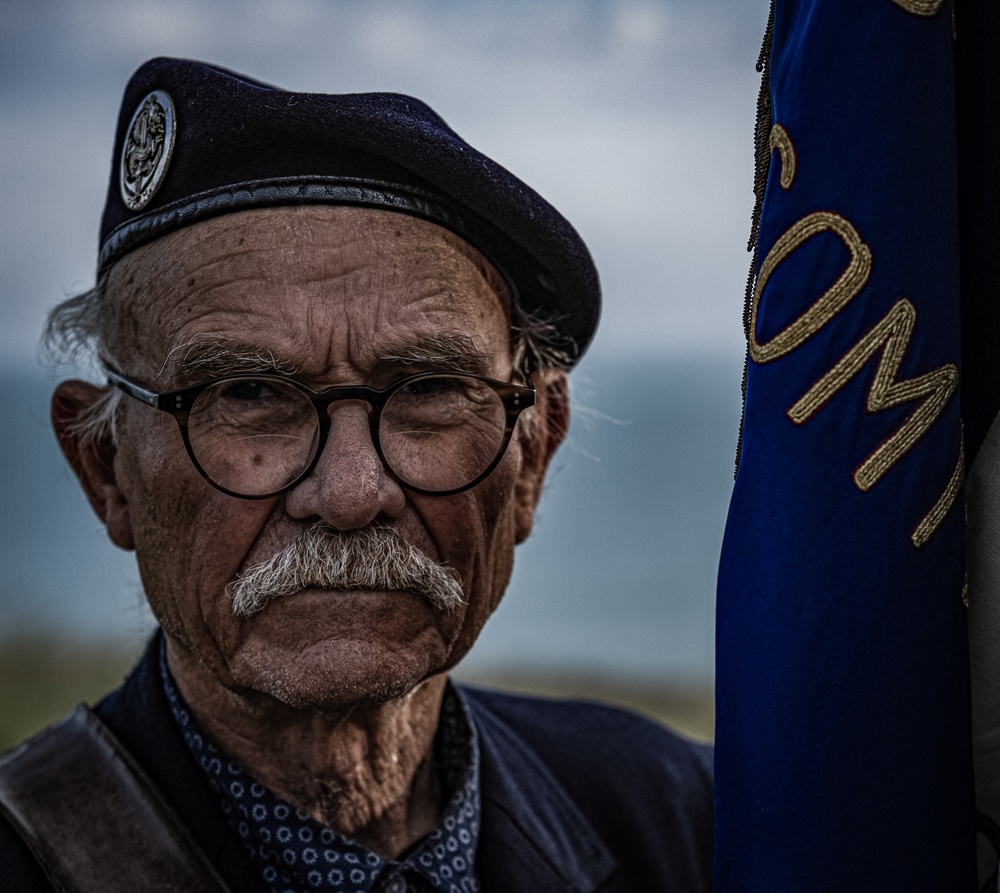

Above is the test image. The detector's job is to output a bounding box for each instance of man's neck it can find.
[165,639,448,860]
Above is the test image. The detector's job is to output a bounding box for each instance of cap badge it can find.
[119,90,175,211]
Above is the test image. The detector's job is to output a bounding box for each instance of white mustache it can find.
[228,521,465,617]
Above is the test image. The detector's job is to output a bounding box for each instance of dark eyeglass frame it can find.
[107,368,535,499]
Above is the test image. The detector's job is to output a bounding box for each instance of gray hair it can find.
[42,273,112,370]
[42,274,124,449]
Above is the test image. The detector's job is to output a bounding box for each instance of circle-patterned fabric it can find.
[160,648,480,893]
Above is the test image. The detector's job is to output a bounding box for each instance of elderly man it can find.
[0,59,712,891]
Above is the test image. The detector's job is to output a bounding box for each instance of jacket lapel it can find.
[465,688,616,892]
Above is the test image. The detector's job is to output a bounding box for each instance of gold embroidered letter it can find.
[911,433,963,548]
[769,124,796,190]
[788,296,958,489]
[749,212,872,364]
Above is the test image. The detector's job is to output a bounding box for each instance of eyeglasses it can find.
[107,369,535,499]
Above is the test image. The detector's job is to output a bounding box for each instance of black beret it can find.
[100,57,600,366]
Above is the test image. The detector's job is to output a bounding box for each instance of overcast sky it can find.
[1,0,767,369]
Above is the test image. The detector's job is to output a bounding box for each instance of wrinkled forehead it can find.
[104,206,514,373]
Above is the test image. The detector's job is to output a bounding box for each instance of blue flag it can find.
[715,1,975,887]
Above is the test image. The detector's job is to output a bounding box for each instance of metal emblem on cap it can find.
[119,90,175,211]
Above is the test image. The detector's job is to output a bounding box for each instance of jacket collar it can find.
[461,686,616,893]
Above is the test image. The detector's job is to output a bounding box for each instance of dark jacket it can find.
[1,637,713,891]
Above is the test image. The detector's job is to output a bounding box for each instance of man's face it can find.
[84,206,554,710]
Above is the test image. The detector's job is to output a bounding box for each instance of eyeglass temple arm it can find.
[106,370,159,408]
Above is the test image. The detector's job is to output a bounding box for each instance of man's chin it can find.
[224,619,452,711]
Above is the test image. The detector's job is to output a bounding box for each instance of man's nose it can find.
[283,402,406,528]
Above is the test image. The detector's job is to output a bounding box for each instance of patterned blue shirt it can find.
[159,649,480,893]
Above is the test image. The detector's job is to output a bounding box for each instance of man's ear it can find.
[514,370,569,543]
[51,380,135,551]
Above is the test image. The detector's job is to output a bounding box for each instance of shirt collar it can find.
[159,644,481,893]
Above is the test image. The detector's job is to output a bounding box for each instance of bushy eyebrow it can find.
[378,331,495,377]
[161,330,497,382]
[161,336,299,382]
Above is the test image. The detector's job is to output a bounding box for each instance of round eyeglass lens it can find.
[187,378,319,496]
[380,375,508,492]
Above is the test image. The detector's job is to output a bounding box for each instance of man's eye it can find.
[220,380,270,400]
[219,381,263,400]
[399,377,461,398]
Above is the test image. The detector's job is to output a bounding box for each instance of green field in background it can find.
[1,640,714,752]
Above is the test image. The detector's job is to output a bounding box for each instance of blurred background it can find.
[0,0,767,745]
